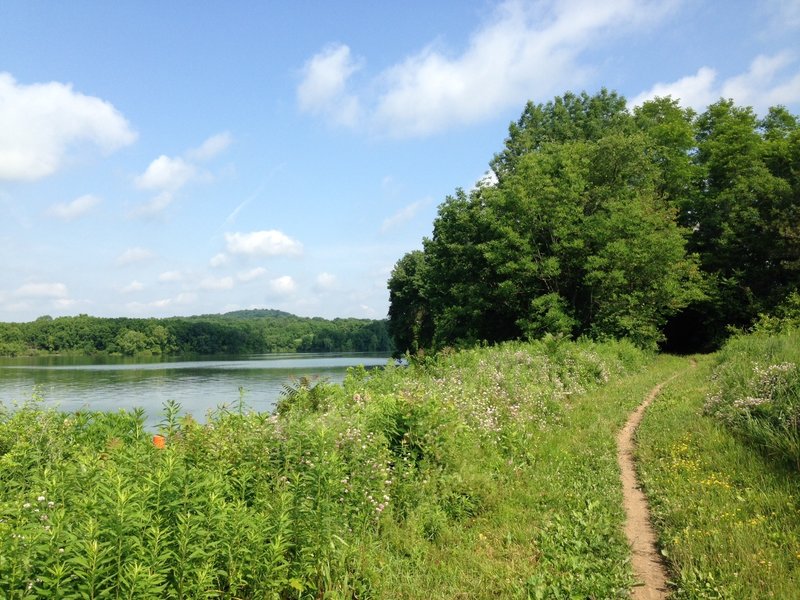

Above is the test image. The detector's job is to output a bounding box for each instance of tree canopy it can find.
[388,90,800,353]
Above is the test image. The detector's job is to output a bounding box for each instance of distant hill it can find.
[0,309,392,357]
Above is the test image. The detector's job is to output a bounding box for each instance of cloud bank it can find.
[631,52,800,113]
[297,0,677,137]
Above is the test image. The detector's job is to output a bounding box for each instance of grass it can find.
[365,351,687,598]
[0,337,656,599]
[636,354,800,598]
[2,333,798,598]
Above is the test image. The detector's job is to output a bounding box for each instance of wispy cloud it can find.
[297,44,362,127]
[131,131,232,218]
[125,292,196,313]
[127,191,175,219]
[381,199,427,233]
[297,0,678,137]
[199,276,235,291]
[14,282,68,298]
[314,272,337,291]
[209,253,229,268]
[121,280,145,293]
[135,155,196,191]
[187,132,233,162]
[631,52,800,113]
[237,267,267,282]
[0,72,136,181]
[269,275,297,295]
[158,270,182,283]
[116,246,156,266]
[46,194,102,220]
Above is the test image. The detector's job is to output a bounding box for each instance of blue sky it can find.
[1,0,798,323]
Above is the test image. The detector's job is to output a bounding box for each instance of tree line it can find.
[0,309,392,356]
[388,90,800,353]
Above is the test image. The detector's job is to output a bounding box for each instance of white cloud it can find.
[315,272,337,291]
[630,66,718,110]
[127,191,175,219]
[53,298,78,309]
[475,170,499,189]
[158,270,182,283]
[121,280,145,293]
[199,276,235,291]
[175,292,197,305]
[225,230,303,256]
[269,275,297,295]
[721,53,800,112]
[135,155,196,191]
[297,43,363,127]
[187,131,233,161]
[0,72,136,181]
[46,194,102,220]
[116,246,156,266]
[131,133,230,218]
[238,267,267,282]
[632,53,800,113]
[209,253,229,268]
[125,291,197,313]
[15,282,68,298]
[381,199,426,233]
[297,0,677,137]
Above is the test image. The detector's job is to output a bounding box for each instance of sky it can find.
[1,0,799,323]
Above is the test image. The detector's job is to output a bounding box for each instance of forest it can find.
[0,309,392,356]
[388,90,800,354]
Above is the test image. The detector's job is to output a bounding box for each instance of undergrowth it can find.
[0,337,649,598]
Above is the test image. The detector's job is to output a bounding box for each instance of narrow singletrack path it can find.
[617,377,674,599]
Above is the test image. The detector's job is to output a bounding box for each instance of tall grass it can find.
[0,337,649,598]
[704,330,800,469]
[636,356,800,598]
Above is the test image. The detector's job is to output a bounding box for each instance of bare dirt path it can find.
[617,377,675,599]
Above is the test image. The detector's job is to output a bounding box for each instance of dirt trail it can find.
[617,378,674,599]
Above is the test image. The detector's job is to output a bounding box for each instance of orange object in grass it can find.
[152,434,166,449]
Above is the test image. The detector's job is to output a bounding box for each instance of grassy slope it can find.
[637,355,800,598]
[367,353,688,598]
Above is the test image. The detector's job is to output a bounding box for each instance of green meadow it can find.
[2,332,798,598]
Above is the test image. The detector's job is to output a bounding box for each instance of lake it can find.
[0,353,390,427]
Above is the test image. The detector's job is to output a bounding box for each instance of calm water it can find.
[0,353,390,426]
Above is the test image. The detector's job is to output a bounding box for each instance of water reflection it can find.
[0,353,389,426]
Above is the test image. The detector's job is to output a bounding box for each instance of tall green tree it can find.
[388,91,799,354]
[387,250,434,353]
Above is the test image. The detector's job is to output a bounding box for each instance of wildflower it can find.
[22,503,31,509]
[37,495,46,502]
